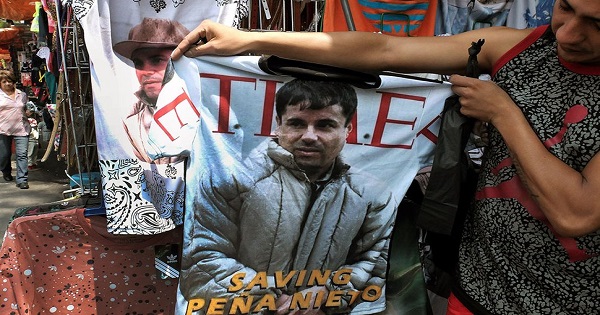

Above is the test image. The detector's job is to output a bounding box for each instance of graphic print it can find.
[155,56,453,314]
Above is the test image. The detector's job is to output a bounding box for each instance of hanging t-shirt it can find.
[435,0,514,35]
[72,0,247,234]
[148,55,453,315]
[506,0,553,29]
[322,0,438,37]
[0,208,182,314]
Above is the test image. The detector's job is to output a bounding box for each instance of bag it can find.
[417,39,485,236]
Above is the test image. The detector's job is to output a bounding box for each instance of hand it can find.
[449,74,520,126]
[276,287,328,315]
[171,20,250,60]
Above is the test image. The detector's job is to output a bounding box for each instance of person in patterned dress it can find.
[172,0,600,314]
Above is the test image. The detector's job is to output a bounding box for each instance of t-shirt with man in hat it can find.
[113,17,189,164]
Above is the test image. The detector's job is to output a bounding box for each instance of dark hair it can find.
[275,79,357,126]
[0,70,17,83]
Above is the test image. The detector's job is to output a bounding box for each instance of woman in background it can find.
[0,70,30,189]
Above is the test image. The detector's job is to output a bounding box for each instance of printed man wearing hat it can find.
[113,18,189,164]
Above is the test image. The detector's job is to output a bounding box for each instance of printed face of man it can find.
[276,104,352,181]
[131,47,172,103]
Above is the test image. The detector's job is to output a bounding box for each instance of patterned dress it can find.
[456,25,600,314]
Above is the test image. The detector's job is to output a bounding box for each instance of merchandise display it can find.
[0,208,182,314]
[1,1,575,315]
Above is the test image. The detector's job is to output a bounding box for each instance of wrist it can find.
[490,101,524,130]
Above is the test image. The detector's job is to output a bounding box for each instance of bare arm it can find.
[172,20,532,75]
[451,75,600,237]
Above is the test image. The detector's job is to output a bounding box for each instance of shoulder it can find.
[456,27,536,72]
[383,26,536,74]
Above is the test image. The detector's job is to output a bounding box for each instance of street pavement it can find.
[0,151,71,246]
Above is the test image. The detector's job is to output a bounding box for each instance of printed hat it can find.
[113,18,190,60]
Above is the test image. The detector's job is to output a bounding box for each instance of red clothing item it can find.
[446,293,473,315]
[322,0,437,37]
[0,208,182,314]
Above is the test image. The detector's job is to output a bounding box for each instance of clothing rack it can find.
[244,0,323,32]
[52,1,98,197]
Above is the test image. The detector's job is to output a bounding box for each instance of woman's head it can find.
[0,70,17,93]
[0,70,17,83]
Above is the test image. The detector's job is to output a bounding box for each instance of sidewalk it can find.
[0,151,71,245]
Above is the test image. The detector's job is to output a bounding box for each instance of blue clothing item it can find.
[0,134,29,184]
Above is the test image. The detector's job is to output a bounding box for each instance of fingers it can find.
[276,294,292,315]
[449,74,474,87]
[172,20,249,61]
[171,24,209,60]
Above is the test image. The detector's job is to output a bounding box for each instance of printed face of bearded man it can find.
[131,47,172,104]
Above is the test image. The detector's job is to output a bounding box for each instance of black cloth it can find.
[415,40,484,298]
[417,39,484,236]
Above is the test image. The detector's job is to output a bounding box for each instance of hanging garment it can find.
[418,39,484,235]
[435,0,514,35]
[150,55,453,315]
[323,0,438,37]
[20,72,32,87]
[41,0,57,33]
[29,1,42,33]
[74,0,246,234]
[506,0,553,29]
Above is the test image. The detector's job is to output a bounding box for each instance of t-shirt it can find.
[148,55,454,315]
[322,0,438,37]
[435,0,514,35]
[72,0,245,234]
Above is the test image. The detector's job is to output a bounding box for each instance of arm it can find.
[172,20,531,75]
[451,75,600,237]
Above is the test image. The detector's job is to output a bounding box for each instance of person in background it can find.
[25,101,40,170]
[172,0,600,314]
[113,17,189,164]
[0,70,30,189]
